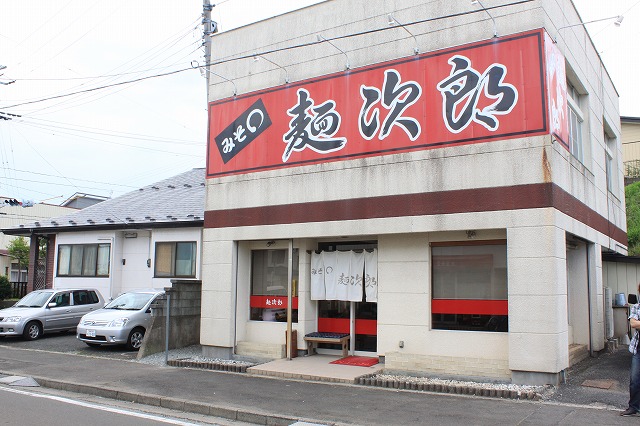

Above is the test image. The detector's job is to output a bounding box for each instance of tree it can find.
[7,236,29,276]
[0,275,10,300]
[626,181,640,256]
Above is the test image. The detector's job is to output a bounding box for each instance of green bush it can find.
[0,275,11,301]
[626,181,640,256]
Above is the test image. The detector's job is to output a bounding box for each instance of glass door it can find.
[317,299,377,354]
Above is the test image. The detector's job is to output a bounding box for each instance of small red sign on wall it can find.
[207,29,557,178]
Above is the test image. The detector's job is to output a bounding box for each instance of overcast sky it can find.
[0,0,636,206]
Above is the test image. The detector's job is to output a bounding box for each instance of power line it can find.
[0,0,534,112]
[0,167,137,188]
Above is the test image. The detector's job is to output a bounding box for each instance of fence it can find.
[10,282,27,299]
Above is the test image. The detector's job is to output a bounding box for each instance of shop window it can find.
[431,241,507,332]
[250,248,298,322]
[154,241,197,278]
[57,244,110,277]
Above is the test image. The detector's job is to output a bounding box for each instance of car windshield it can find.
[14,291,55,308]
[105,293,156,310]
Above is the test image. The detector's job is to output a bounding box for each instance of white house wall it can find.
[54,227,202,301]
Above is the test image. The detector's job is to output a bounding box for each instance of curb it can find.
[356,375,542,400]
[23,375,320,426]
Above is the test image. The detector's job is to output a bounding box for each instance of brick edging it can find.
[356,375,542,400]
[167,359,250,373]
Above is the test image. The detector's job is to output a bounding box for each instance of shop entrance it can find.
[315,241,377,355]
[317,300,377,353]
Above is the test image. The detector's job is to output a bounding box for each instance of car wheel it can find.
[23,321,42,341]
[126,328,145,350]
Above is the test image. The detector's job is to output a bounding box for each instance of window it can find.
[604,123,618,196]
[567,82,585,163]
[57,244,110,277]
[72,290,99,305]
[250,248,299,322]
[154,242,196,278]
[431,241,507,332]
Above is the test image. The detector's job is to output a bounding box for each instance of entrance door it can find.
[317,300,377,354]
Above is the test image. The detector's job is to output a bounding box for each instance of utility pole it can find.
[202,1,217,101]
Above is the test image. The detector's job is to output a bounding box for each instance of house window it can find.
[154,242,197,278]
[57,244,110,277]
[10,262,27,282]
[431,241,507,332]
[567,82,585,163]
[250,248,298,322]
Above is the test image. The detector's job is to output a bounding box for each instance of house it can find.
[1,169,204,300]
[199,0,626,386]
[622,116,640,183]
[0,198,77,294]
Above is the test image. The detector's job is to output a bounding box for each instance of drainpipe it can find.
[586,244,594,357]
[286,239,293,360]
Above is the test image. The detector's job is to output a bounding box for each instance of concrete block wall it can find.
[385,352,511,380]
[138,280,202,359]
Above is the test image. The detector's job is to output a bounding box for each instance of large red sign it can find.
[207,29,555,178]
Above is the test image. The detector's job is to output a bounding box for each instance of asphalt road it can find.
[0,385,225,426]
[0,331,139,361]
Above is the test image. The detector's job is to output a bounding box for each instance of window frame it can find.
[249,248,299,323]
[567,89,585,164]
[57,243,111,277]
[604,122,619,198]
[430,240,508,333]
[153,241,197,278]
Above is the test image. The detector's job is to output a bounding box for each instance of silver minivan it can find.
[0,289,105,340]
[77,289,164,350]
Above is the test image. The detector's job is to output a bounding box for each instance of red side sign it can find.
[207,29,560,178]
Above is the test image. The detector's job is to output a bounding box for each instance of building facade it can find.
[201,0,626,385]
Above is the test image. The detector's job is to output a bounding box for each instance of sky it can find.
[0,0,637,206]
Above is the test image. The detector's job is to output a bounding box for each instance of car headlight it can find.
[108,318,129,327]
[4,316,21,322]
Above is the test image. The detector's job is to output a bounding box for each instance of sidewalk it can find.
[0,344,634,426]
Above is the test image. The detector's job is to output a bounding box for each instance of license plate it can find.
[86,329,96,338]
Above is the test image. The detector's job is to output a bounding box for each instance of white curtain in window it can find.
[348,251,365,302]
[364,249,378,302]
[310,251,325,300]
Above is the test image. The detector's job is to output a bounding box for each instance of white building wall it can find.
[201,0,623,382]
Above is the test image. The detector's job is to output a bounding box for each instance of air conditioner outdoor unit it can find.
[604,287,614,339]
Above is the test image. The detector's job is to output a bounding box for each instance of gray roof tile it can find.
[8,168,205,233]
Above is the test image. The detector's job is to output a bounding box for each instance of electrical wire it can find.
[0,0,534,112]
[0,167,138,189]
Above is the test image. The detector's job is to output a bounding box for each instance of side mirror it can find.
[47,302,57,308]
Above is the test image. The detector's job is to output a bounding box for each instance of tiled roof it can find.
[6,168,205,234]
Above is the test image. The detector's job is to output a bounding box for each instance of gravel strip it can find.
[137,345,255,368]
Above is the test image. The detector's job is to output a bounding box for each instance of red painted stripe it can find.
[355,319,377,335]
[318,318,378,335]
[318,318,349,334]
[250,296,298,309]
[432,299,508,315]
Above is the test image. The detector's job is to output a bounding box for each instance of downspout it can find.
[286,239,293,360]
[586,244,594,357]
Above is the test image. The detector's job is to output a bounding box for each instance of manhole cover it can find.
[581,379,615,389]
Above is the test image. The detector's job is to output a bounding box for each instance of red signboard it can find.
[207,29,555,178]
[250,295,298,309]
